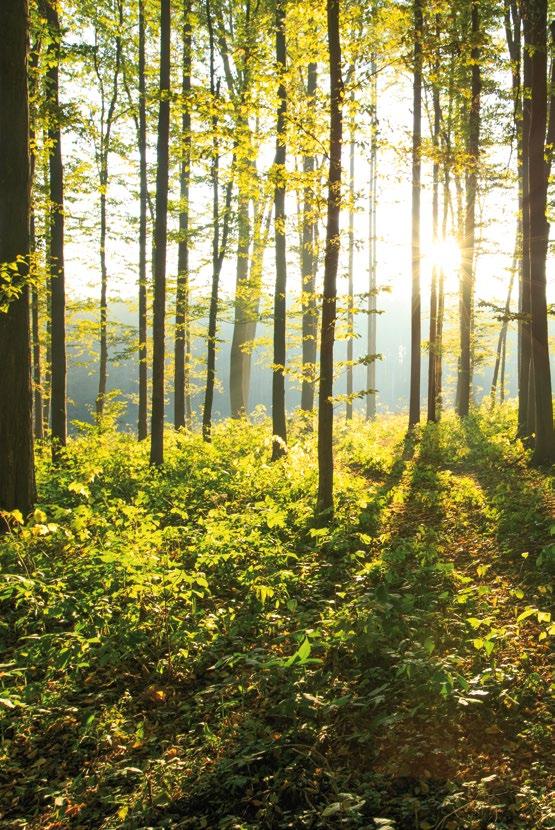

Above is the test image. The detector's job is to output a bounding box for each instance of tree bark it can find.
[137,0,148,440]
[457,1,481,418]
[41,0,67,460]
[0,0,36,517]
[527,2,555,464]
[175,0,193,430]
[301,62,319,414]
[149,0,171,464]
[367,54,378,421]
[316,0,343,518]
[490,232,518,405]
[271,0,288,460]
[229,186,251,418]
[427,42,441,424]
[519,4,533,438]
[95,2,122,420]
[202,0,233,443]
[409,0,422,428]
[346,92,355,422]
[29,38,43,440]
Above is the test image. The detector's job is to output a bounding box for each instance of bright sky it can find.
[62,48,551,320]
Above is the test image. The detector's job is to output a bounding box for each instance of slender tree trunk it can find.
[0,0,36,517]
[491,232,518,404]
[527,2,555,464]
[500,323,508,402]
[31,288,43,439]
[437,43,455,418]
[95,3,122,420]
[138,0,148,440]
[96,176,108,418]
[367,55,378,420]
[201,179,233,442]
[427,52,441,423]
[29,38,43,440]
[346,93,355,421]
[301,62,318,414]
[229,185,251,418]
[271,0,288,460]
[42,0,66,459]
[457,1,480,418]
[409,0,422,428]
[202,97,221,443]
[202,2,233,442]
[175,0,192,429]
[519,5,533,438]
[149,0,171,465]
[316,0,343,518]
[240,201,272,404]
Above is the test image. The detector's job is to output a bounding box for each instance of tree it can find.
[346,87,355,422]
[41,0,67,459]
[300,62,319,414]
[427,18,440,423]
[28,35,43,440]
[0,0,36,517]
[366,52,378,421]
[202,0,233,443]
[175,0,193,430]
[91,0,123,420]
[316,0,343,518]
[149,0,171,465]
[457,0,481,418]
[138,0,149,440]
[408,0,422,429]
[271,0,288,460]
[526,0,555,465]
[226,1,257,421]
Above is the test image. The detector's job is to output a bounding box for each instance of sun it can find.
[428,236,461,273]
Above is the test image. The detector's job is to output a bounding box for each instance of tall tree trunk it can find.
[367,54,378,420]
[527,2,555,464]
[490,232,518,404]
[202,86,221,444]
[346,93,355,421]
[29,38,43,440]
[0,0,36,517]
[229,186,251,418]
[95,3,122,420]
[271,0,288,460]
[42,0,67,459]
[202,0,233,442]
[409,0,422,428]
[427,47,441,423]
[519,5,533,438]
[301,62,319,414]
[316,0,343,518]
[436,40,456,418]
[31,288,43,439]
[149,0,171,465]
[138,0,148,440]
[175,0,192,429]
[457,0,481,418]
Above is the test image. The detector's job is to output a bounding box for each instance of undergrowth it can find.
[0,406,553,829]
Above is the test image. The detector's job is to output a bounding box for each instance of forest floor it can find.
[0,407,553,830]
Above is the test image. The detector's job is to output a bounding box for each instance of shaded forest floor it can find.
[1,407,553,829]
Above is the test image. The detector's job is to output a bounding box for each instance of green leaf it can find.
[423,637,435,655]
[516,607,536,622]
